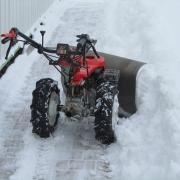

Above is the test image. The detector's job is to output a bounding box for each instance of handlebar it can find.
[1,37,11,44]
[17,30,56,54]
[1,29,17,45]
[1,32,16,38]
[0,28,19,59]
[1,27,99,61]
[1,28,56,55]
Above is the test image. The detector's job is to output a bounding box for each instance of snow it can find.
[105,0,180,180]
[0,0,180,179]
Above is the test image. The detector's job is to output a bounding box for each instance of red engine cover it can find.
[71,55,105,86]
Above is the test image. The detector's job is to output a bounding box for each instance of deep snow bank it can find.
[105,0,180,180]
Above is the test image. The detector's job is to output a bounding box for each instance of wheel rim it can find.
[48,91,59,126]
[112,95,119,132]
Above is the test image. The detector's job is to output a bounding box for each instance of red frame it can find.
[59,55,105,86]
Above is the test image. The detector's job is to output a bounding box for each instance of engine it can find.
[65,85,96,118]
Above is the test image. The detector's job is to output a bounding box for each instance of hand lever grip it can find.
[1,31,17,44]
[1,32,16,38]
[1,37,10,44]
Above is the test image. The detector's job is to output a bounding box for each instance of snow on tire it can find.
[95,80,117,145]
[30,78,60,138]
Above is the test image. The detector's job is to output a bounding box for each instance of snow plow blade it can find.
[99,52,145,116]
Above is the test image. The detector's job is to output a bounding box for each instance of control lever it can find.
[40,31,46,47]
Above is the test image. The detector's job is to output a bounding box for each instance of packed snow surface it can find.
[0,0,180,179]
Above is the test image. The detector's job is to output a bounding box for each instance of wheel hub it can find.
[112,95,119,132]
[48,91,59,126]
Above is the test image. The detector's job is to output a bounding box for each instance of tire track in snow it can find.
[0,52,58,180]
[0,106,29,180]
[9,52,60,180]
[3,0,114,179]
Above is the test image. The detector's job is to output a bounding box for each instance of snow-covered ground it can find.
[105,1,180,180]
[0,0,180,179]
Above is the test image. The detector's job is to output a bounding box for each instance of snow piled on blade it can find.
[105,0,180,180]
